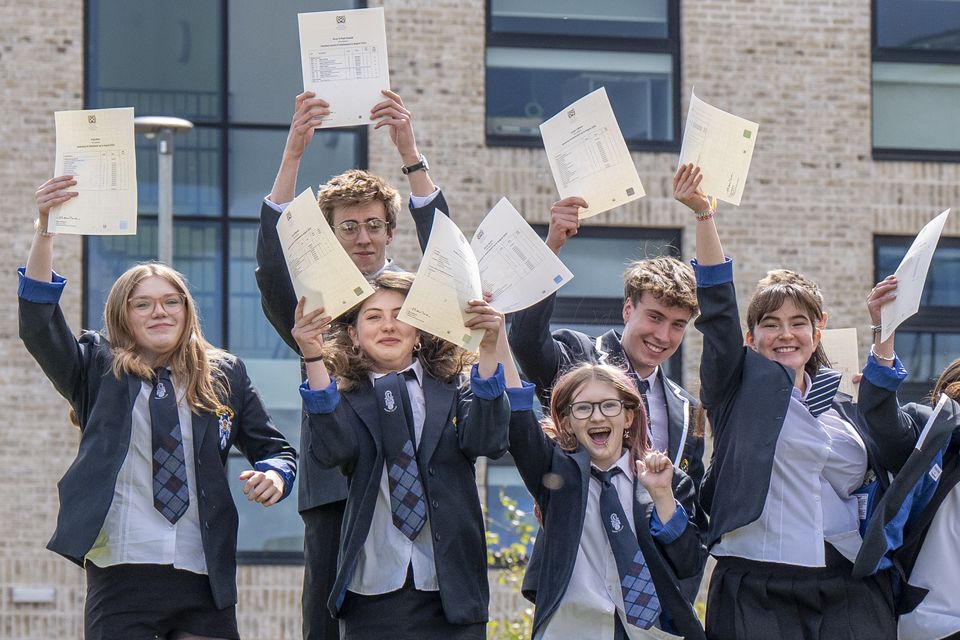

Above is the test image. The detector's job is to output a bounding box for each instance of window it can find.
[873,0,960,159]
[487,226,683,558]
[485,1,680,149]
[85,0,364,561]
[875,235,960,402]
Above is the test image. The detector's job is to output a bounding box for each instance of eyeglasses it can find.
[128,294,186,315]
[332,218,388,239]
[565,399,632,420]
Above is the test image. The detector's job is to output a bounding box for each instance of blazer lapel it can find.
[632,475,656,535]
[344,383,383,454]
[193,411,214,459]
[418,375,456,464]
[661,372,689,467]
[572,448,593,523]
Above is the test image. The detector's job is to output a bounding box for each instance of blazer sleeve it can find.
[859,355,921,474]
[506,383,556,506]
[457,364,511,460]
[409,190,450,252]
[692,259,745,411]
[302,382,361,475]
[652,470,707,580]
[255,200,300,355]
[227,356,298,489]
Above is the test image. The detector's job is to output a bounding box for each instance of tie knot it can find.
[591,466,623,485]
[629,372,650,394]
[154,368,171,383]
[401,368,417,382]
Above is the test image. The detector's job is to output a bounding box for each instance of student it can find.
[855,276,960,640]
[20,177,297,640]
[506,361,706,640]
[255,89,445,640]
[292,271,510,640]
[675,163,897,640]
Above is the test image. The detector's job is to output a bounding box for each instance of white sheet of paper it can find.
[539,87,645,219]
[880,209,951,342]
[819,328,860,400]
[399,212,484,351]
[51,107,137,235]
[470,197,574,313]
[298,8,390,129]
[276,188,374,321]
[916,393,951,451]
[677,90,758,206]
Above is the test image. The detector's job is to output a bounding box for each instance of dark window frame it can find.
[484,1,683,152]
[871,0,960,162]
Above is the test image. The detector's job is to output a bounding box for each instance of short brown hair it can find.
[316,169,401,231]
[623,256,698,317]
[756,269,825,308]
[746,282,828,377]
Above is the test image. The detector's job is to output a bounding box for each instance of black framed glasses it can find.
[332,218,388,239]
[565,399,631,420]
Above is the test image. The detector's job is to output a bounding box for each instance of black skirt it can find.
[338,570,485,640]
[706,548,896,640]
[84,563,239,640]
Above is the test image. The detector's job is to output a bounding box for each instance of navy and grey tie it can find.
[591,466,662,629]
[805,366,842,417]
[375,370,427,541]
[150,369,189,524]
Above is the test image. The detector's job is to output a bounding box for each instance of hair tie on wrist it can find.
[302,355,324,363]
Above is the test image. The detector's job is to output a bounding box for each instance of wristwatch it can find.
[401,154,429,175]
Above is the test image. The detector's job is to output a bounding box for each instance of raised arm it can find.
[268,92,330,205]
[372,89,436,199]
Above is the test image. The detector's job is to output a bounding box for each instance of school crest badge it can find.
[155,381,168,400]
[216,406,235,451]
[610,513,623,533]
[384,390,397,413]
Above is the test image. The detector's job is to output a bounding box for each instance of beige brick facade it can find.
[2,0,959,637]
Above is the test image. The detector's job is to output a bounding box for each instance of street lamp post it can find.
[133,116,194,266]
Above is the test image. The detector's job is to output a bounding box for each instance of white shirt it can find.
[538,452,680,640]
[349,360,439,595]
[85,375,207,574]
[713,375,868,566]
[639,369,669,455]
[898,480,960,640]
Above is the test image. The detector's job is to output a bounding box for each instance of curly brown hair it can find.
[316,169,401,232]
[623,256,698,317]
[322,272,476,392]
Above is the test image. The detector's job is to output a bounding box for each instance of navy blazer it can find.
[19,276,297,610]
[305,369,510,625]
[255,192,449,511]
[507,405,707,640]
[695,260,890,549]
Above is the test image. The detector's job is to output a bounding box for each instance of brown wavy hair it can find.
[931,357,960,404]
[103,263,229,413]
[542,363,649,461]
[746,281,829,378]
[322,271,476,392]
[623,256,698,317]
[316,169,401,233]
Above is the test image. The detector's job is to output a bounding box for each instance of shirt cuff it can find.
[863,353,908,391]
[408,187,440,210]
[254,459,296,501]
[470,362,506,400]
[691,257,733,288]
[17,267,67,303]
[299,380,340,414]
[650,501,689,544]
[263,197,289,213]
[506,381,537,412]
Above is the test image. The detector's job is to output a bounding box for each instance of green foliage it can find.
[486,490,536,639]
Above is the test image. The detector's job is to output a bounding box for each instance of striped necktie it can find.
[805,367,842,417]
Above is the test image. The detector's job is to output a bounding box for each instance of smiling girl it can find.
[506,361,707,639]
[675,163,896,639]
[19,176,297,640]
[293,271,510,640]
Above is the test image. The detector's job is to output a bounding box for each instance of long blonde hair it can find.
[103,263,228,413]
[323,272,475,391]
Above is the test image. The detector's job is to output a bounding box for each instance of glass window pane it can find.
[227,356,304,553]
[486,463,536,557]
[228,129,359,217]
[876,0,960,52]
[555,233,678,298]
[877,240,960,306]
[85,220,224,345]
[486,48,673,142]
[228,0,360,124]
[88,0,222,122]
[228,223,299,359]
[892,332,960,384]
[137,127,222,216]
[873,62,960,152]
[491,0,667,39]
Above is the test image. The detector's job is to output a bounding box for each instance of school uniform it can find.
[694,258,896,640]
[855,364,960,640]
[256,189,448,640]
[506,383,707,640]
[300,360,510,639]
[18,270,297,639]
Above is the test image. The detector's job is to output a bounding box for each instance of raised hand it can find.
[673,163,711,213]
[291,297,333,360]
[545,196,586,255]
[36,175,78,221]
[371,90,420,163]
[284,91,332,161]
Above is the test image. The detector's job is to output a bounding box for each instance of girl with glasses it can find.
[19,177,297,640]
[505,360,707,639]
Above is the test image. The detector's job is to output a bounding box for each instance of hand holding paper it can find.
[277,188,375,321]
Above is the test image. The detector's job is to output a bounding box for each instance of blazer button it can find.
[200,489,206,499]
[431,499,439,509]
[428,466,436,476]
[204,522,210,530]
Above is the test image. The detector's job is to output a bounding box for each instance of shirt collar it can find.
[365,258,393,281]
[591,450,635,480]
[367,358,423,387]
[793,370,814,400]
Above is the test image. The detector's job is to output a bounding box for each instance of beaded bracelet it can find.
[34,218,55,238]
[694,208,715,222]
